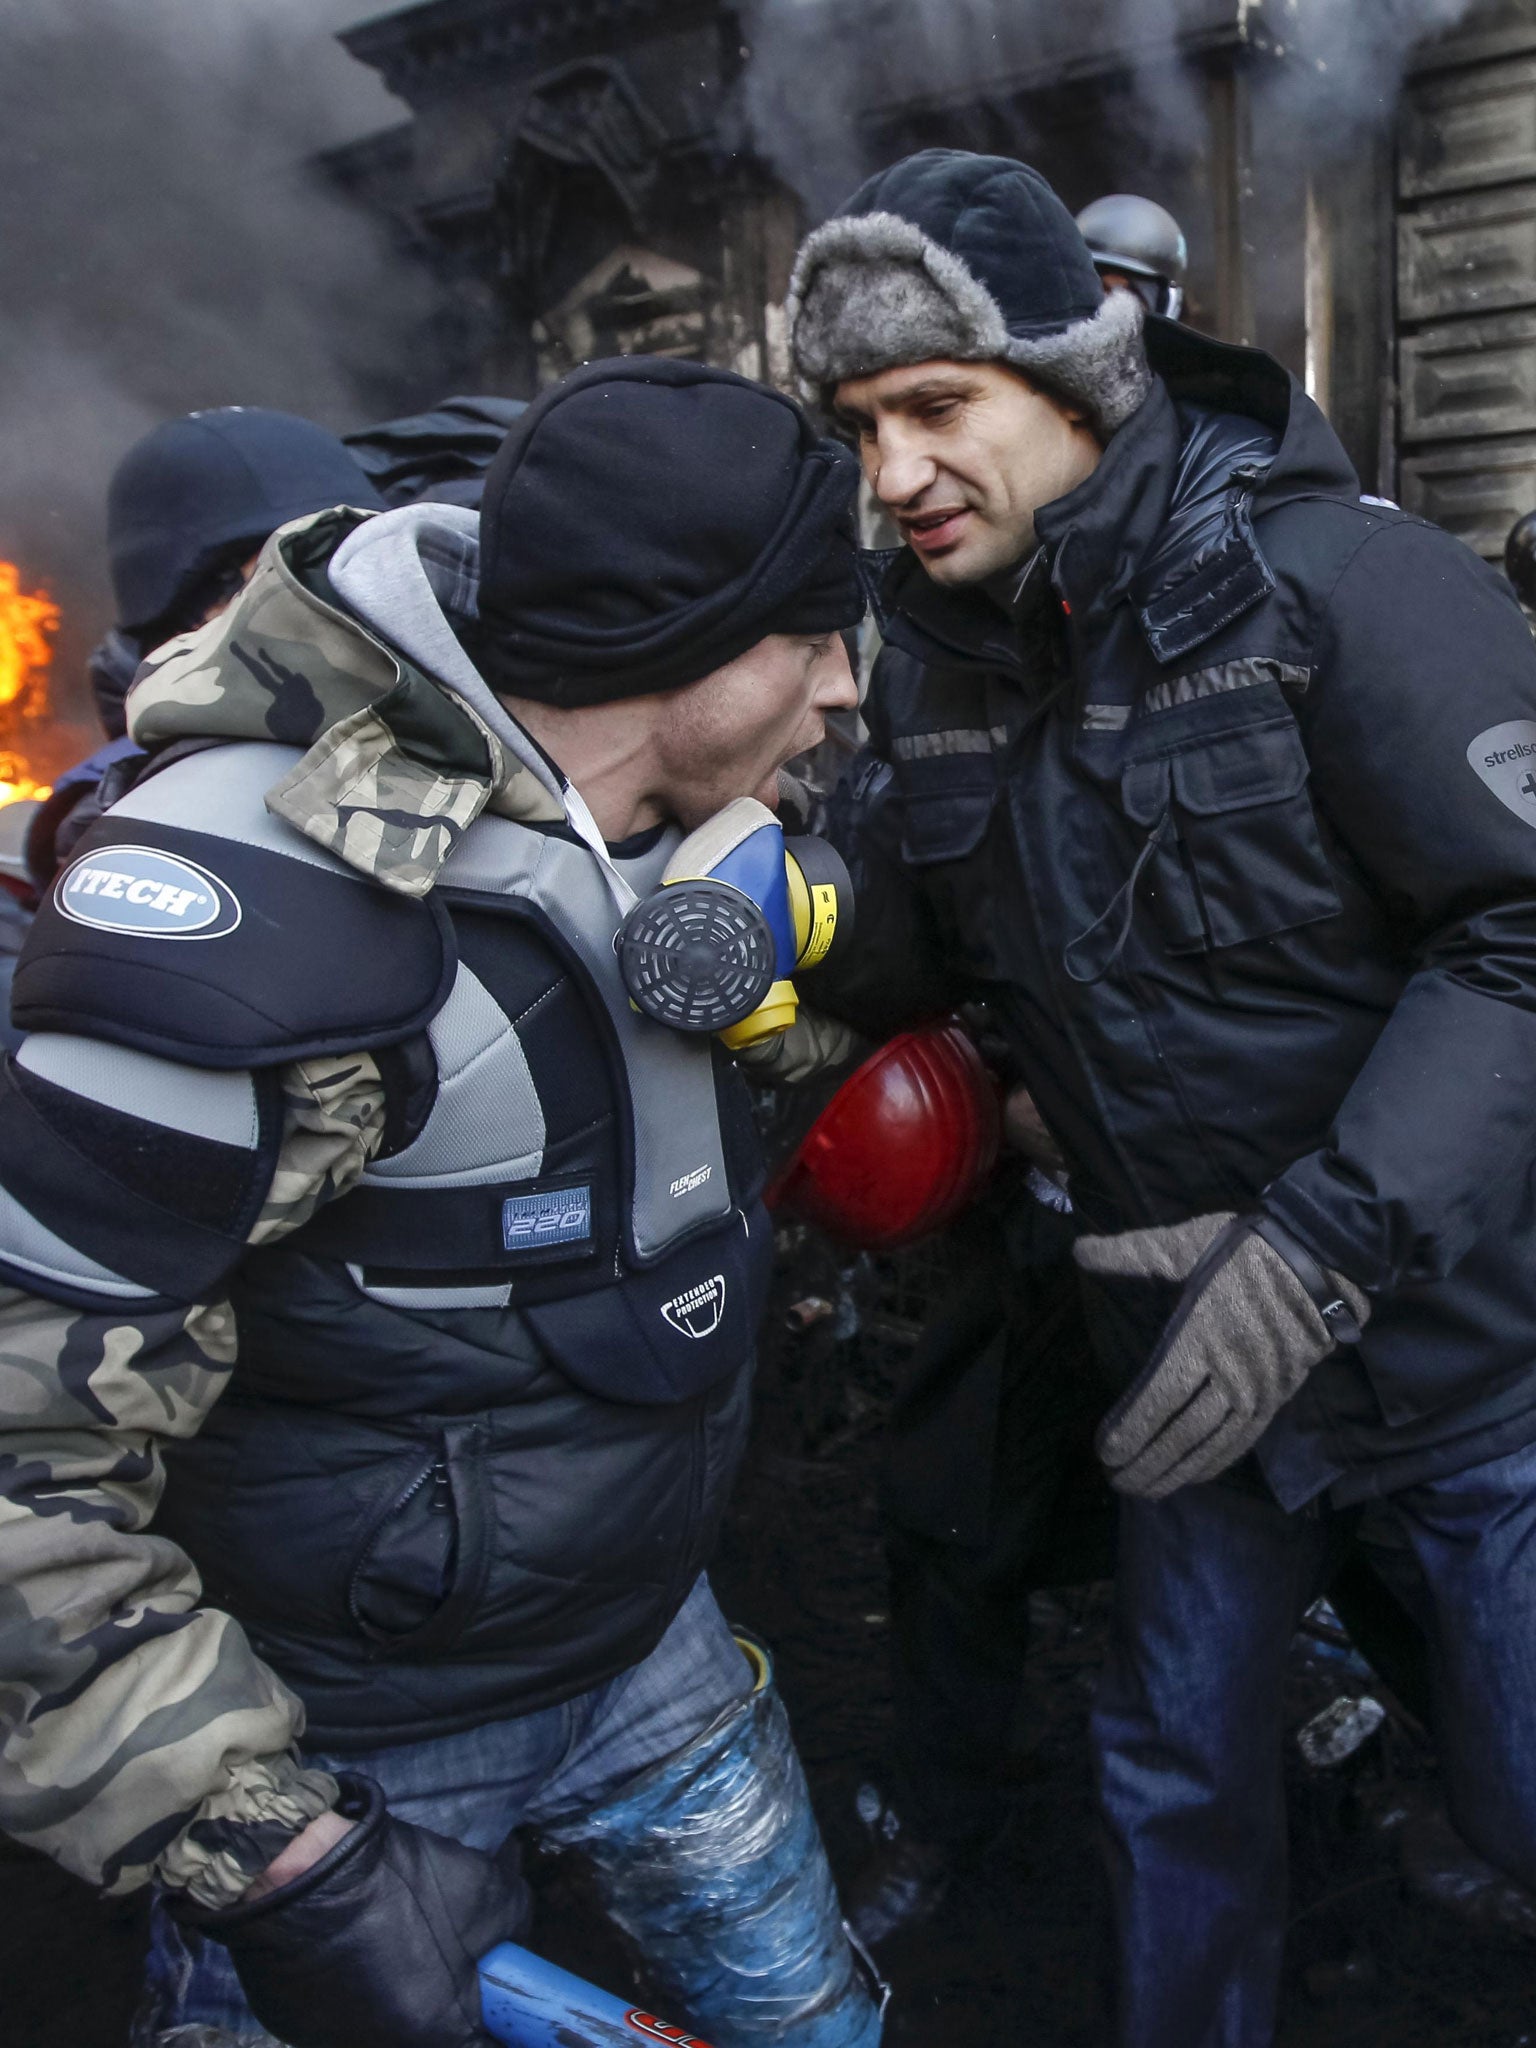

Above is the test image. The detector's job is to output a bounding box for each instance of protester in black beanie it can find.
[465,356,864,705]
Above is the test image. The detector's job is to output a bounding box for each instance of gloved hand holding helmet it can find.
[617,796,854,1048]
[1074,1211,1370,1498]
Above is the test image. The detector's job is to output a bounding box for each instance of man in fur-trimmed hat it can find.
[790,147,1536,2046]
[790,153,1149,589]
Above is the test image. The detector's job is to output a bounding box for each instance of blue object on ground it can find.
[479,1938,715,2047]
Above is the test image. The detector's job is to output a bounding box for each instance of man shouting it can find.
[0,359,880,2048]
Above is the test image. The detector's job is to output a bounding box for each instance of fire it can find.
[0,561,58,804]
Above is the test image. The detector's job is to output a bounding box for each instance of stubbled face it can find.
[653,631,858,829]
[834,360,1103,586]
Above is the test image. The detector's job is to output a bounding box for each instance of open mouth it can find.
[902,507,971,555]
[763,722,824,805]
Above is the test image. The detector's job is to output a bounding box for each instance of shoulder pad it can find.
[0,1035,280,1305]
[14,742,455,1068]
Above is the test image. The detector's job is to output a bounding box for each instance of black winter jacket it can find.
[151,866,763,1750]
[819,319,1536,1505]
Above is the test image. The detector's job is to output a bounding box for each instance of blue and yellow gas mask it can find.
[616,798,853,1048]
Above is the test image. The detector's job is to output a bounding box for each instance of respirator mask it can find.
[616,798,853,1048]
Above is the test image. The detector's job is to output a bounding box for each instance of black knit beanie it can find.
[466,357,864,706]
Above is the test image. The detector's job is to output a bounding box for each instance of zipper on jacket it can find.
[429,1457,452,1514]
[346,1454,442,1631]
[684,1399,709,1592]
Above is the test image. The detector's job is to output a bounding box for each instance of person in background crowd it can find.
[838,1148,1112,1947]
[343,394,527,508]
[788,146,1536,2047]
[0,800,37,1056]
[25,407,387,891]
[1075,193,1188,320]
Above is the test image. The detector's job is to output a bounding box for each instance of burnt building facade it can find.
[328,1,800,397]
[1394,4,1536,560]
[329,0,1536,571]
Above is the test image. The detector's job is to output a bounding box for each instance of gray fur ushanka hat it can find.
[787,149,1153,438]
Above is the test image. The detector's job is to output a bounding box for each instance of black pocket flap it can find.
[346,1421,488,1657]
[1170,722,1310,816]
[524,1202,772,1406]
[895,754,999,867]
[900,791,995,866]
[1120,755,1171,827]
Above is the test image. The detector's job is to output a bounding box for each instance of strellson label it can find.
[56,845,242,941]
[1468,719,1536,828]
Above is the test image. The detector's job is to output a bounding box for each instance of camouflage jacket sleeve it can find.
[0,1051,386,1904]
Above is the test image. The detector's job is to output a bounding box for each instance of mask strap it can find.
[561,779,639,915]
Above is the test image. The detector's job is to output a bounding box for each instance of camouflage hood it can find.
[126,504,565,898]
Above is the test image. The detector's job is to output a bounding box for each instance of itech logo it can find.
[626,2014,717,2047]
[56,846,241,940]
[660,1273,726,1340]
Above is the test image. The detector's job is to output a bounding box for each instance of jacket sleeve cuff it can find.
[1247,1211,1371,1343]
[155,1751,339,1912]
[1261,1170,1390,1297]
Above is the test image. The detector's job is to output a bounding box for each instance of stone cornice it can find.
[854,0,1269,128]
[341,0,735,104]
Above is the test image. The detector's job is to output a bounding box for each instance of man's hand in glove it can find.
[175,1774,527,2048]
[1073,1212,1370,1500]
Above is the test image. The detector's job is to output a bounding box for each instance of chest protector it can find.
[15,740,771,1406]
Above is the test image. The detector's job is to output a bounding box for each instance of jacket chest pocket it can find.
[1125,717,1340,953]
[895,754,999,868]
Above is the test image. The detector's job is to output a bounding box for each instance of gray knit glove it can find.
[1074,1211,1370,1499]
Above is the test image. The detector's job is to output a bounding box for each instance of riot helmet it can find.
[107,406,384,643]
[1075,194,1189,321]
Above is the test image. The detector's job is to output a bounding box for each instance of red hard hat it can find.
[768,1022,1002,1249]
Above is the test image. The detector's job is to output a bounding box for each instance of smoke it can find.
[740,0,1483,216]
[0,0,426,725]
[1264,0,1481,151]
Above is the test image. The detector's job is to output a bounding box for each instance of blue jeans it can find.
[149,1574,753,2039]
[1092,1440,1536,2048]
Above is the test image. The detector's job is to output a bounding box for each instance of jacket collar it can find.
[864,546,1029,676]
[125,506,564,899]
[1033,373,1183,618]
[876,321,1361,675]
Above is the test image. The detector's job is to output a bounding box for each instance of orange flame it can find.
[0,562,58,804]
